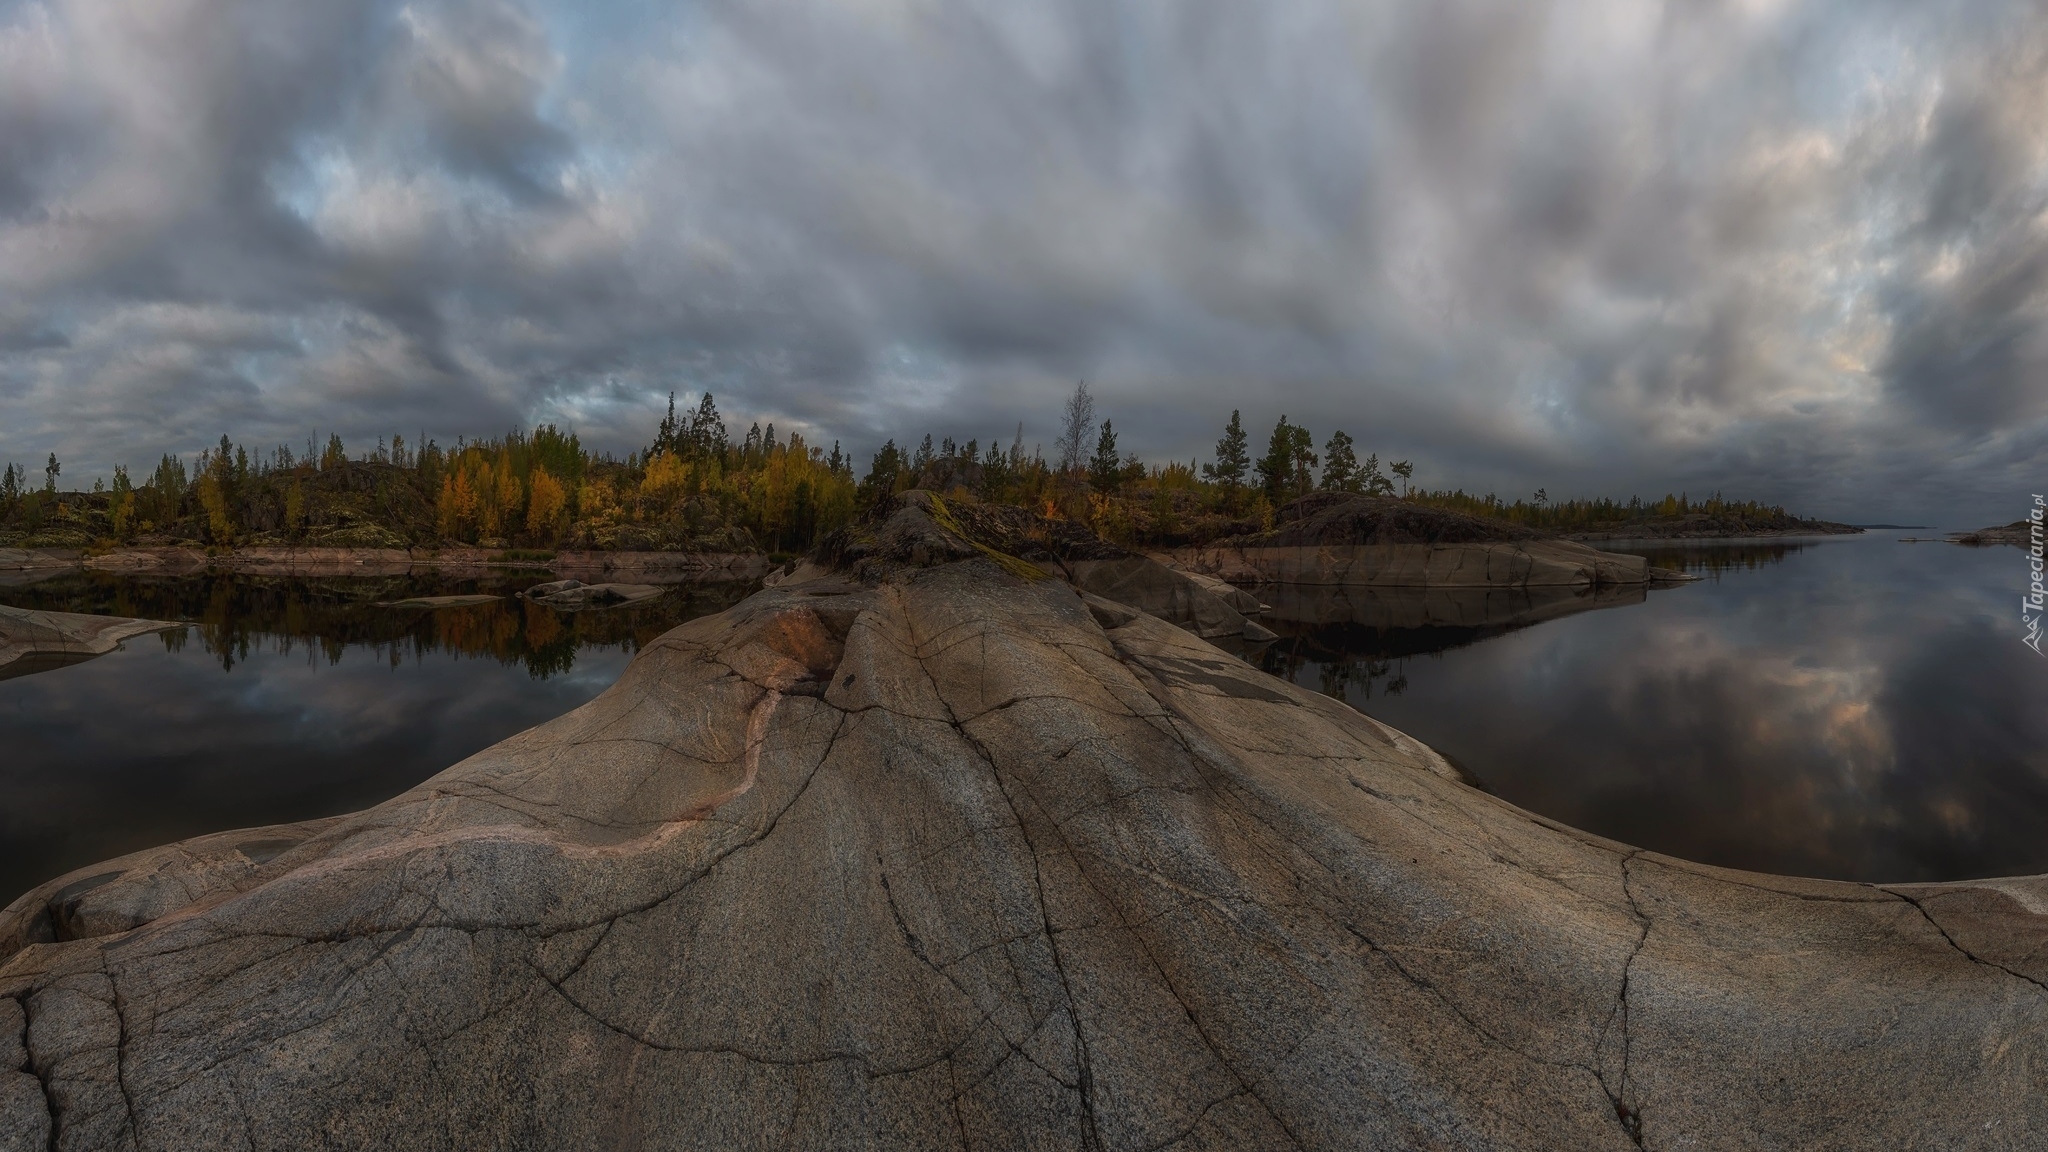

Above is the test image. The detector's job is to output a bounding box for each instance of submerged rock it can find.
[519,579,666,609]
[2,497,2044,1149]
[0,606,180,681]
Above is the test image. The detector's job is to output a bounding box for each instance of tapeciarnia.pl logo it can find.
[2026,494,2045,656]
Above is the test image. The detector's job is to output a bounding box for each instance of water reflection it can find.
[1610,540,1811,577]
[0,571,751,678]
[1263,536,2048,883]
[0,573,749,901]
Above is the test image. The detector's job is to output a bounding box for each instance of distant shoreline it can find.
[0,545,772,582]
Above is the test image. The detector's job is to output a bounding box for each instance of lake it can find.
[1257,532,2048,884]
[0,572,751,902]
[3,533,2043,902]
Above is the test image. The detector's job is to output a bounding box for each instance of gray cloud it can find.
[0,0,2044,523]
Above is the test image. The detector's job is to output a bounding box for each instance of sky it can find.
[1,0,2044,525]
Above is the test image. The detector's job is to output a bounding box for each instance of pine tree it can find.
[859,440,906,507]
[1391,460,1413,497]
[44,452,60,494]
[1321,430,1361,492]
[1256,417,1316,503]
[1088,420,1122,492]
[1201,411,1251,504]
[1360,453,1393,496]
[911,434,935,473]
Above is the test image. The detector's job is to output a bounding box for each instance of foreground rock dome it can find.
[2,495,2043,1150]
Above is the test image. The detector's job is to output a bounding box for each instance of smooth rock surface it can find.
[2,500,2044,1150]
[0,605,180,681]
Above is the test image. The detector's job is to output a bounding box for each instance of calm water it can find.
[4,535,2043,901]
[1259,533,2048,883]
[0,573,750,901]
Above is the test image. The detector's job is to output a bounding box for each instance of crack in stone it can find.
[1598,849,1650,1150]
[16,993,59,1152]
[1883,888,2048,997]
[108,973,144,1145]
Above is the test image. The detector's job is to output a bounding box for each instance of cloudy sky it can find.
[1,0,2044,524]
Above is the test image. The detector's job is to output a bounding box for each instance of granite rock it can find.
[0,605,181,682]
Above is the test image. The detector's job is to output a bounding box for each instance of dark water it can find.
[1258,534,2048,883]
[0,572,750,901]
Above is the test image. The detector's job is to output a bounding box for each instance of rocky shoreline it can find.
[0,606,180,680]
[2,493,2041,1149]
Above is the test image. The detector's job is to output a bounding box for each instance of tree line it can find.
[0,384,1814,552]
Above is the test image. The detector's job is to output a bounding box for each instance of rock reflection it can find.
[1267,537,2048,883]
[1255,582,1646,701]
[1605,540,1810,577]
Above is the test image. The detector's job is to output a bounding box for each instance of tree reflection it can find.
[0,572,755,678]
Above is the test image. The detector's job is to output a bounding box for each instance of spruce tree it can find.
[687,393,726,459]
[1088,420,1122,491]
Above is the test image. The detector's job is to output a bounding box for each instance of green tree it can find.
[858,440,907,507]
[1088,420,1122,492]
[43,452,60,495]
[1201,410,1251,507]
[1256,417,1316,503]
[1391,459,1413,497]
[687,393,727,459]
[1359,453,1394,496]
[1321,430,1361,492]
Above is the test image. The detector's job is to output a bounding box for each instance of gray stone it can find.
[0,996,22,1070]
[0,1073,50,1152]
[520,579,667,609]
[1,499,2042,1149]
[0,605,181,681]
